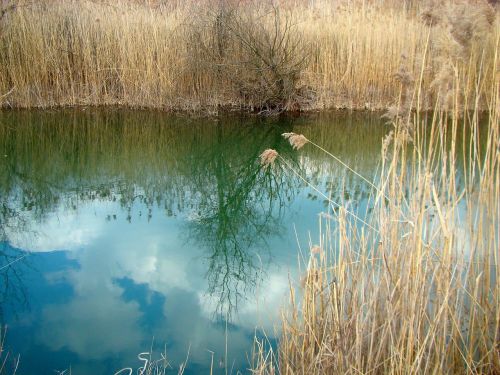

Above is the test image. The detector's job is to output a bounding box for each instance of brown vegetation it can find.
[250,8,499,370]
[0,0,497,113]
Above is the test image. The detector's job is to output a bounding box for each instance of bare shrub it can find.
[187,0,312,114]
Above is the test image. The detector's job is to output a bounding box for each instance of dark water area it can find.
[0,110,390,374]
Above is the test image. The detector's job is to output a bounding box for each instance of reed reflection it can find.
[0,109,394,323]
[0,111,305,318]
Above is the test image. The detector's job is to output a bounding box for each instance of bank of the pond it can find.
[0,0,498,113]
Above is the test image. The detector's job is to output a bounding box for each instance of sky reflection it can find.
[0,110,388,374]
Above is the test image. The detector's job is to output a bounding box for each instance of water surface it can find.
[0,110,389,374]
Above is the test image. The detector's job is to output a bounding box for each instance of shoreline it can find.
[1,1,497,115]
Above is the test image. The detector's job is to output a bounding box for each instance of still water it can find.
[0,110,389,374]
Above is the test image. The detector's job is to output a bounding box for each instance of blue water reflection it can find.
[0,110,388,374]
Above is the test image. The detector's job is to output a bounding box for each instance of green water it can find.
[0,110,390,374]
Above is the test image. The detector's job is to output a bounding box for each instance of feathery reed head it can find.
[259,149,278,168]
[310,245,323,255]
[394,55,414,86]
[420,3,442,26]
[282,132,309,150]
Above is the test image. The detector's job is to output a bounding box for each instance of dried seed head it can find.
[382,130,394,154]
[259,149,278,168]
[394,66,414,87]
[420,5,442,26]
[310,245,323,255]
[382,105,400,123]
[282,132,309,150]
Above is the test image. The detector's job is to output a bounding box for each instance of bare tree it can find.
[188,0,313,114]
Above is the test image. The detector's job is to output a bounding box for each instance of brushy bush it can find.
[187,0,313,114]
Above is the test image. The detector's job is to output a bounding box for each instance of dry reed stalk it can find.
[255,21,499,373]
[281,132,390,202]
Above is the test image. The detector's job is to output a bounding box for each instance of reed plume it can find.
[282,133,309,150]
[259,149,278,168]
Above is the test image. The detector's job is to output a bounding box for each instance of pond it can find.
[0,110,390,374]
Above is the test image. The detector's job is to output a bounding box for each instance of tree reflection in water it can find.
[0,227,30,329]
[0,111,306,320]
[0,109,391,325]
[185,120,298,317]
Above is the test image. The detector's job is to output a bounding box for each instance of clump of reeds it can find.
[0,0,497,112]
[382,53,415,138]
[254,14,499,372]
[424,0,497,111]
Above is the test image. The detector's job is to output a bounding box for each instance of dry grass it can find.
[0,0,497,112]
[252,19,500,373]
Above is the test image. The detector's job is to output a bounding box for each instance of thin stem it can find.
[278,155,379,233]
[0,253,29,272]
[307,140,390,202]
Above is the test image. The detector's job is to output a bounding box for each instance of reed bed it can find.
[0,0,497,112]
[252,25,500,374]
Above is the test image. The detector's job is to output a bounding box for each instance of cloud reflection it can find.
[9,200,291,369]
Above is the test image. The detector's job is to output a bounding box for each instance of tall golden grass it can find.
[0,0,497,112]
[252,16,499,374]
